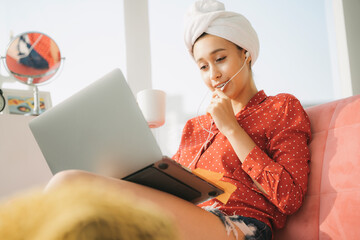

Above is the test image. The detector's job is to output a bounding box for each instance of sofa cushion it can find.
[274,94,360,239]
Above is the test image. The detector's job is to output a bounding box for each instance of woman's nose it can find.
[210,66,222,81]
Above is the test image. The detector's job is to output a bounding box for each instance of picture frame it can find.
[0,88,52,115]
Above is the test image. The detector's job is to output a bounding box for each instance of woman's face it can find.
[192,34,252,100]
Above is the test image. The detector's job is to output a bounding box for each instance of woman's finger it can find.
[214,89,228,99]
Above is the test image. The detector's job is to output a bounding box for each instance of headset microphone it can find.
[217,51,250,90]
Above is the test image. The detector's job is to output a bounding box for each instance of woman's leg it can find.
[45,170,245,240]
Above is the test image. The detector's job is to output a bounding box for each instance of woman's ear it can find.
[245,51,252,66]
[244,51,252,69]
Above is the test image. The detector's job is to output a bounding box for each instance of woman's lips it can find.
[215,79,231,89]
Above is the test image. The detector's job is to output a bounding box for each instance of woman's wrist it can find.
[224,125,256,162]
[222,122,245,139]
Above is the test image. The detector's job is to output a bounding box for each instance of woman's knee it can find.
[45,170,93,191]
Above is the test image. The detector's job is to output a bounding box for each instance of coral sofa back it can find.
[274,94,360,240]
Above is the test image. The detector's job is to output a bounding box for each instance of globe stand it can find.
[10,71,54,116]
[32,84,40,116]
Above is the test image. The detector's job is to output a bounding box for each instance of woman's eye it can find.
[200,65,207,70]
[216,56,226,62]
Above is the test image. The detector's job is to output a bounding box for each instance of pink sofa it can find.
[274,94,360,239]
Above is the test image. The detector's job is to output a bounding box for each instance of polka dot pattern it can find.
[172,90,312,230]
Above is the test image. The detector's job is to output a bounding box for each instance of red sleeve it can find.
[242,97,311,215]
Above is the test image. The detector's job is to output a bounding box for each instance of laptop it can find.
[29,68,223,204]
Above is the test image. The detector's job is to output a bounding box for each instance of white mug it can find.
[136,89,166,128]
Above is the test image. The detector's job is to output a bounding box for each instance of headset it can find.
[190,51,251,168]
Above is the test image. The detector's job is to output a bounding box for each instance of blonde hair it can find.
[0,180,179,240]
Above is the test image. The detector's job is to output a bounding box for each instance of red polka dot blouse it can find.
[172,90,312,230]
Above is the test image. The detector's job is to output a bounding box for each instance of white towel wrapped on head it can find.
[184,0,260,66]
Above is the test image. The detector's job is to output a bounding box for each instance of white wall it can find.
[0,0,126,106]
[341,0,360,95]
[123,0,152,95]
[331,0,353,98]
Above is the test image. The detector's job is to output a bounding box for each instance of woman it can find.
[46,1,311,239]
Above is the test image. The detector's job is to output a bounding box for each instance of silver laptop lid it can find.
[29,68,162,177]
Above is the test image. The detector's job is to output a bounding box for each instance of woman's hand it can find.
[207,89,258,171]
[206,89,239,136]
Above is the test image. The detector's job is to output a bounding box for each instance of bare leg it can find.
[45,170,245,240]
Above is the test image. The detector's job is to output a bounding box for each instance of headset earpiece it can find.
[245,51,250,59]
